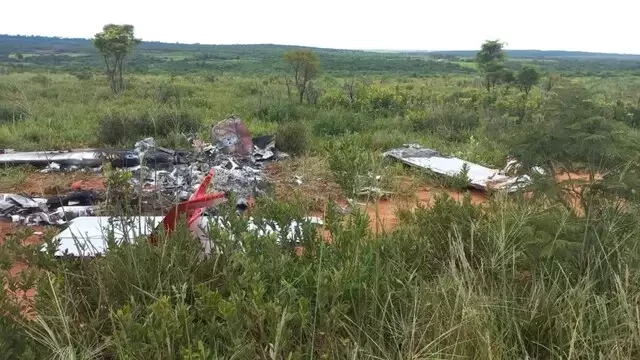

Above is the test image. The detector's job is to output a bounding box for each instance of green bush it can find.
[72,70,93,81]
[0,104,28,123]
[203,73,217,83]
[313,110,367,137]
[148,82,194,104]
[361,86,407,115]
[255,101,301,122]
[98,110,200,146]
[98,112,131,146]
[319,88,351,109]
[30,74,50,86]
[409,104,479,141]
[275,121,309,156]
[0,250,39,359]
[325,135,378,197]
[368,129,408,150]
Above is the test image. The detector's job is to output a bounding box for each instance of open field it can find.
[2,35,640,359]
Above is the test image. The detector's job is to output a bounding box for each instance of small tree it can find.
[476,40,506,92]
[508,84,638,213]
[516,66,540,96]
[544,73,560,91]
[500,69,516,94]
[93,24,141,93]
[284,50,320,103]
[343,78,358,105]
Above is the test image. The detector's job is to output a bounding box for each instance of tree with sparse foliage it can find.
[508,84,640,213]
[93,24,141,93]
[516,66,540,96]
[284,50,320,103]
[476,40,506,92]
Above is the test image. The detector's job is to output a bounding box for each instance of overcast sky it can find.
[2,0,638,54]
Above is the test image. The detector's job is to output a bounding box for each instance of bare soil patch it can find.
[0,171,105,196]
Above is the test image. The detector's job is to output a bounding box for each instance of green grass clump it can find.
[0,103,29,123]
[98,109,200,146]
[313,109,367,137]
[275,121,310,156]
[255,101,302,122]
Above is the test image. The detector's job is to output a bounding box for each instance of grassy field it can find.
[2,38,640,359]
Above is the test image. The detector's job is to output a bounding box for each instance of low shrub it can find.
[325,135,378,197]
[0,104,28,123]
[361,86,407,115]
[72,70,93,81]
[30,74,50,86]
[203,73,217,83]
[255,101,301,122]
[313,110,367,137]
[368,129,407,151]
[275,121,309,156]
[98,110,200,146]
[409,104,479,142]
[149,83,194,104]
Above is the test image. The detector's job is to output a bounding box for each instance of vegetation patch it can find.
[98,109,200,146]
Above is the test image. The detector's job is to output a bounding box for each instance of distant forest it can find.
[2,34,640,76]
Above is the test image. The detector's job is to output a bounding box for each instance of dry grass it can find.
[0,169,104,196]
[265,156,344,212]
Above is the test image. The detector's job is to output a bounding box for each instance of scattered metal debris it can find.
[40,162,61,173]
[0,194,47,216]
[0,117,284,226]
[132,122,279,209]
[384,144,533,192]
[502,156,546,176]
[357,186,394,198]
[0,148,187,171]
[1,191,101,225]
[3,117,310,259]
[52,216,164,256]
[211,116,254,156]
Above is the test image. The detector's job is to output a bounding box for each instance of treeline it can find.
[0,35,472,76]
[422,49,640,60]
[3,35,640,77]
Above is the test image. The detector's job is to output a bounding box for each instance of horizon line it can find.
[3,33,640,56]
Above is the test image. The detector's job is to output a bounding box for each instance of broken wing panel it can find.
[384,145,532,192]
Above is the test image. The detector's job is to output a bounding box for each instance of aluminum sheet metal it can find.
[52,216,323,257]
[384,144,532,193]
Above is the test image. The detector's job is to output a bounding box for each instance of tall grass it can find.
[2,193,640,359]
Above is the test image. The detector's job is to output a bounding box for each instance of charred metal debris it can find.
[0,117,286,226]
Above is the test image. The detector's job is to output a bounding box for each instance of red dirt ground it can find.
[354,171,601,233]
[266,160,490,234]
[362,186,487,233]
[0,172,105,196]
[1,222,45,318]
[305,183,489,234]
